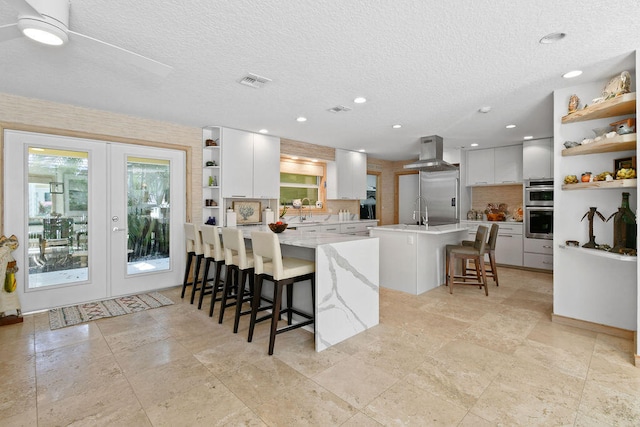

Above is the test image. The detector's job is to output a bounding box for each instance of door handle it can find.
[112,227,127,232]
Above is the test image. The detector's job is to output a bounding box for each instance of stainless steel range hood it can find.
[403,135,458,171]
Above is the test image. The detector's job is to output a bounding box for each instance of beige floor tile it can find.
[513,338,592,379]
[35,337,112,374]
[470,363,583,425]
[0,376,36,420]
[0,352,35,385]
[193,334,271,376]
[0,316,34,341]
[457,412,496,426]
[102,323,171,353]
[405,339,514,409]
[0,407,37,427]
[586,355,640,400]
[363,381,467,425]
[526,318,597,352]
[341,411,385,426]
[578,380,640,426]
[37,384,148,427]
[456,323,525,355]
[143,379,253,427]
[312,356,398,409]
[34,322,103,353]
[94,310,160,336]
[113,337,192,375]
[254,378,357,425]
[593,333,637,367]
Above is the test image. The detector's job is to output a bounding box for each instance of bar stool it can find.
[446,225,489,295]
[219,227,254,333]
[248,231,315,355]
[199,225,226,313]
[181,223,204,303]
[463,223,499,286]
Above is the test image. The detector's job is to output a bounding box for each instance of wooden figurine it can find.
[581,207,605,249]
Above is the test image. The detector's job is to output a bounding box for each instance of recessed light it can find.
[258,129,268,134]
[358,149,365,153]
[505,124,516,129]
[354,97,367,104]
[296,116,307,122]
[291,156,299,160]
[523,136,533,140]
[471,143,479,147]
[392,124,402,129]
[539,32,566,44]
[478,106,491,113]
[562,70,583,79]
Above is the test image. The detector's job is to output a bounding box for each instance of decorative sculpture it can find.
[581,207,605,249]
[0,235,22,325]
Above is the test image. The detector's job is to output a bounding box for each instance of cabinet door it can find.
[253,134,280,198]
[351,151,367,199]
[221,128,254,198]
[494,145,523,184]
[495,232,523,266]
[466,149,495,185]
[335,149,354,199]
[522,139,553,179]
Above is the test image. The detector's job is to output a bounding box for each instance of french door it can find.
[3,130,185,313]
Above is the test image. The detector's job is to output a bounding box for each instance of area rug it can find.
[49,292,174,330]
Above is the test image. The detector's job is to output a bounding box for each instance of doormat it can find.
[48,292,174,330]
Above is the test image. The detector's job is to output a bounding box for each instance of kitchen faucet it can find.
[300,197,312,221]
[412,196,428,226]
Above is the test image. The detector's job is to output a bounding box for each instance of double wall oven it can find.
[524,179,553,239]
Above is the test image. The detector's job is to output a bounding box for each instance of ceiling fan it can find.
[0,0,173,77]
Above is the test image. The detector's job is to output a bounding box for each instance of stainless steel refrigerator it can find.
[418,169,460,226]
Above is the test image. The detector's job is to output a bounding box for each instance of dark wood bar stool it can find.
[199,224,226,313]
[181,223,204,303]
[463,223,499,286]
[446,225,489,295]
[219,227,254,333]
[248,231,315,355]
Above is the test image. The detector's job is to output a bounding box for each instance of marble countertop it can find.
[236,225,372,248]
[285,218,378,226]
[372,223,469,235]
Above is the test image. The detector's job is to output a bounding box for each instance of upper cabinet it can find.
[466,145,522,186]
[220,128,280,199]
[327,149,367,199]
[523,138,554,180]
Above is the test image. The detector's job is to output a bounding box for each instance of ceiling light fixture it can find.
[392,124,402,129]
[471,143,479,147]
[505,124,516,129]
[358,149,365,153]
[354,97,367,104]
[258,129,268,134]
[296,117,307,122]
[478,106,491,113]
[523,136,533,140]
[562,70,583,79]
[539,32,566,44]
[19,18,68,46]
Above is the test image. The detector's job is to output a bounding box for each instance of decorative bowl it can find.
[268,223,288,233]
[486,213,505,221]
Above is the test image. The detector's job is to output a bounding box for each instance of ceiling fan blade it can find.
[0,23,22,42]
[6,0,42,18]
[68,31,173,77]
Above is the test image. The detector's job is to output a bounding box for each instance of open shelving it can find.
[561,133,636,156]
[561,92,636,124]
[561,178,637,191]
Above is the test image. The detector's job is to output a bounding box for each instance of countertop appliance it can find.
[418,169,460,226]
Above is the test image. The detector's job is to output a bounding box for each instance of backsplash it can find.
[471,184,523,213]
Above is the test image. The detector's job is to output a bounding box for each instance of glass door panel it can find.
[27,147,89,288]
[126,157,171,275]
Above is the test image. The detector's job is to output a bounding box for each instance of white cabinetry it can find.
[221,128,280,199]
[202,127,222,224]
[494,145,523,184]
[523,139,553,179]
[466,149,494,185]
[466,145,522,186]
[524,238,553,270]
[327,149,367,199]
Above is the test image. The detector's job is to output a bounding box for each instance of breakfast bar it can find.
[370,223,469,295]
[238,226,379,351]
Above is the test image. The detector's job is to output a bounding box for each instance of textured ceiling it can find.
[0,0,638,160]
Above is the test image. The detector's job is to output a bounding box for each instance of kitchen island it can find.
[370,223,469,295]
[237,225,379,351]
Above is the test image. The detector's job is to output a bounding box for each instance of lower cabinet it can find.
[462,221,523,267]
[293,221,376,235]
[523,237,553,270]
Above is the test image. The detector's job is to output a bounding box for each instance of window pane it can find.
[280,187,318,205]
[280,173,318,185]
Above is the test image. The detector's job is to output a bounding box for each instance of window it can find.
[280,158,326,209]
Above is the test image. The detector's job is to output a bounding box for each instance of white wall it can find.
[553,68,638,331]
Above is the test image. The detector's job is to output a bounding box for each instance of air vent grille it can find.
[327,105,352,113]
[239,73,272,89]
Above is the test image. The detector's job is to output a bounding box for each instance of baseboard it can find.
[551,313,634,340]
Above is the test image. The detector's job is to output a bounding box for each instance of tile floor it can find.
[1,267,639,426]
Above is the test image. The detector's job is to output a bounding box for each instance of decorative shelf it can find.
[204,165,220,169]
[562,92,636,124]
[558,244,637,262]
[561,179,636,190]
[204,145,220,150]
[561,133,636,156]
[204,206,220,209]
[203,186,220,189]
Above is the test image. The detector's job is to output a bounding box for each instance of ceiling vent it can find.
[327,105,352,113]
[238,73,272,89]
